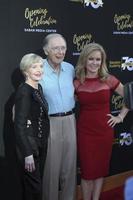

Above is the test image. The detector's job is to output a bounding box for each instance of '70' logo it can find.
[119,132,133,146]
[69,0,104,9]
[121,57,133,71]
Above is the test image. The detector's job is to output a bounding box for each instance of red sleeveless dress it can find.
[74,75,120,180]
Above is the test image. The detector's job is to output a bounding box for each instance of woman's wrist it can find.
[118,113,123,122]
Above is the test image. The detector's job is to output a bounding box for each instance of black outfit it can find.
[14,83,49,200]
[124,82,133,110]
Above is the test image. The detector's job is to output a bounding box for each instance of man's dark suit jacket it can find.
[14,83,49,161]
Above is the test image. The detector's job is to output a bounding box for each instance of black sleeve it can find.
[124,82,133,110]
[14,86,33,158]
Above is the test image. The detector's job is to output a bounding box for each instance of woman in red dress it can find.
[74,43,129,200]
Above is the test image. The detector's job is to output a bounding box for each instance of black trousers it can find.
[18,142,47,200]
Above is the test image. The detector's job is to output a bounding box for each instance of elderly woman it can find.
[14,53,49,200]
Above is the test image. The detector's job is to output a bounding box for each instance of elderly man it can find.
[40,33,76,200]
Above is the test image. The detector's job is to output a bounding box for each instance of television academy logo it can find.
[121,56,133,71]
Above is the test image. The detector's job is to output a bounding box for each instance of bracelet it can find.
[118,114,123,122]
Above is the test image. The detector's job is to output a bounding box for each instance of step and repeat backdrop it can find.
[0,0,133,188]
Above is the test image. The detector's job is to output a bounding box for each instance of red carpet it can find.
[79,186,124,200]
[100,186,124,200]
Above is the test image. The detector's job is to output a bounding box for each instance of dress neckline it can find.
[85,77,99,81]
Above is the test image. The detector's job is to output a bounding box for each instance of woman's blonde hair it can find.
[20,53,43,76]
[75,43,109,83]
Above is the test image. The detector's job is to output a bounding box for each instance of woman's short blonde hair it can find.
[20,53,43,75]
[76,43,109,83]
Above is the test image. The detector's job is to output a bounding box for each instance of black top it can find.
[14,83,49,159]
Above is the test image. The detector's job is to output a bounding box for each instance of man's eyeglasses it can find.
[50,46,67,53]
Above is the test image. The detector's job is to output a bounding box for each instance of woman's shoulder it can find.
[16,83,33,97]
[105,74,120,90]
[74,78,82,89]
[74,78,80,84]
[106,74,120,84]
